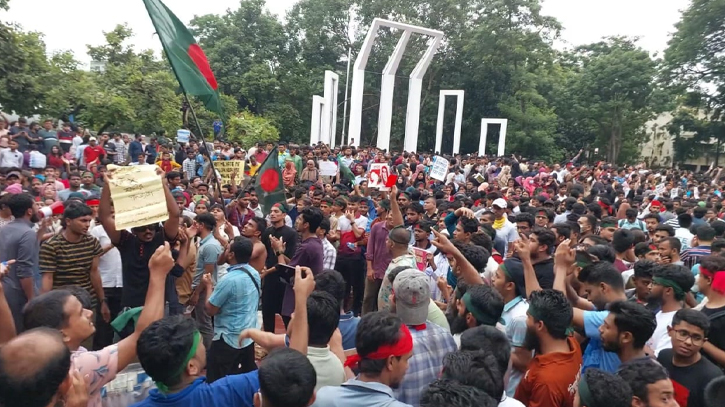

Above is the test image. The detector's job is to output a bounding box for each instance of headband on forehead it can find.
[653,276,685,297]
[272,202,288,213]
[344,324,413,369]
[156,331,201,393]
[462,292,501,327]
[701,267,725,294]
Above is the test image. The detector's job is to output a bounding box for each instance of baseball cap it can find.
[89,137,97,142]
[492,198,508,209]
[393,270,430,326]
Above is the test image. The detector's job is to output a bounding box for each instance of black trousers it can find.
[336,255,365,316]
[207,338,257,383]
[93,288,123,351]
[262,278,285,332]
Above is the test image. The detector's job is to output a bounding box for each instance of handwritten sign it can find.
[107,164,168,230]
[214,160,245,184]
[411,247,428,272]
[368,163,391,191]
[430,156,449,181]
[654,182,666,197]
[176,129,190,143]
[319,161,338,177]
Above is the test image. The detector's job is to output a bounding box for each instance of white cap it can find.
[492,198,508,209]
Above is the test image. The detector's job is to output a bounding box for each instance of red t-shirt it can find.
[84,145,106,164]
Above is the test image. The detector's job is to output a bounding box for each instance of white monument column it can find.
[347,18,443,149]
[310,96,325,145]
[434,90,465,155]
[321,71,339,147]
[478,118,509,156]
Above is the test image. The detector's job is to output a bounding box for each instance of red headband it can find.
[700,267,725,294]
[344,324,413,368]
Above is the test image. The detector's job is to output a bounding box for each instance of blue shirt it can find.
[131,374,258,407]
[208,264,261,349]
[582,310,621,373]
[193,234,223,288]
[312,378,412,407]
[128,140,143,163]
[338,311,360,351]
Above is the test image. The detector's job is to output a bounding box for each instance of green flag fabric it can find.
[337,154,355,183]
[143,0,224,119]
[254,148,286,215]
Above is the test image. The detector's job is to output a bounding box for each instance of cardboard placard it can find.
[214,160,245,184]
[319,161,338,176]
[430,156,449,181]
[107,164,169,230]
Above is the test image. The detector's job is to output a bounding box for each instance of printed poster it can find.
[430,156,449,181]
[411,247,428,272]
[368,163,391,191]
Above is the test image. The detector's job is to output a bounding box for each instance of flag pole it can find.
[183,93,224,200]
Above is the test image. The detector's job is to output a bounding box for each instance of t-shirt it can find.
[700,305,725,369]
[647,310,676,356]
[117,229,167,308]
[514,337,582,407]
[282,236,324,316]
[131,374,258,407]
[72,345,120,407]
[83,145,106,164]
[532,258,555,290]
[39,233,103,301]
[307,346,347,391]
[338,311,360,351]
[657,349,723,407]
[582,310,621,372]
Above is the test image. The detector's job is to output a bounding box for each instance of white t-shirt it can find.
[306,346,346,391]
[647,310,676,356]
[91,225,123,288]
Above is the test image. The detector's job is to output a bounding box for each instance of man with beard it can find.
[314,312,413,407]
[0,193,40,332]
[514,289,582,407]
[226,190,255,231]
[554,252,627,373]
[491,258,530,396]
[40,203,105,317]
[98,168,180,335]
[598,301,656,365]
[240,216,267,273]
[449,284,504,337]
[646,264,694,357]
[246,190,264,218]
[261,203,298,332]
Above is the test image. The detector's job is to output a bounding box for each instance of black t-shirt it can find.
[700,305,725,369]
[657,349,723,407]
[117,229,167,308]
[533,257,555,290]
[261,225,299,291]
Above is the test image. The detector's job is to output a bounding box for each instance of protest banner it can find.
[107,164,168,230]
[319,160,338,176]
[368,163,391,191]
[411,247,428,272]
[430,156,449,181]
[176,129,190,143]
[214,160,245,184]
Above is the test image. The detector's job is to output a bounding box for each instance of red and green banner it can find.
[255,147,286,215]
[142,0,224,120]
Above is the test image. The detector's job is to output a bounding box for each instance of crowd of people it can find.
[3,116,725,407]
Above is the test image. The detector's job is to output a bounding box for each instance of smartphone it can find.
[277,264,297,285]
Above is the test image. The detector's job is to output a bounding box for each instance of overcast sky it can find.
[2,0,690,66]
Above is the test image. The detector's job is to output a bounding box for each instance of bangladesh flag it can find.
[143,0,224,120]
[254,147,286,215]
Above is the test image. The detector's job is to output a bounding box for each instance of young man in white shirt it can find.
[645,264,694,356]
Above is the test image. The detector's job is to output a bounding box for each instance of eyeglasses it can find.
[673,329,705,345]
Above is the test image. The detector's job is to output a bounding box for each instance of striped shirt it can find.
[40,233,103,300]
[681,245,711,269]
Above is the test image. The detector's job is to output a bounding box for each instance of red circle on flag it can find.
[187,44,218,90]
[260,169,279,192]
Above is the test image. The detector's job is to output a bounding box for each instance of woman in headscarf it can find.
[282,159,297,188]
[497,166,511,189]
[300,159,320,183]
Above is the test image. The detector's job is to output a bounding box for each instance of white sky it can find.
[1,0,690,66]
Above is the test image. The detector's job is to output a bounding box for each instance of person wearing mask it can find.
[201,236,261,382]
[513,289,583,407]
[646,265,694,356]
[22,242,173,407]
[657,309,724,407]
[313,312,413,407]
[0,328,90,407]
[260,203,298,331]
[597,301,656,365]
